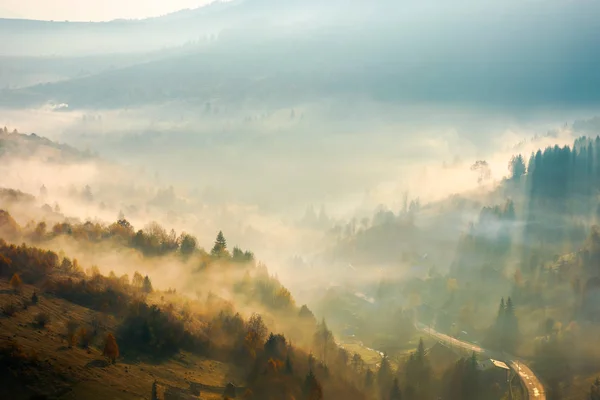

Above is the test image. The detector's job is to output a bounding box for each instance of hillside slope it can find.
[0,280,243,400]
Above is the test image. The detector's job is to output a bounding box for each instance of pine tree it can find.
[142,275,153,293]
[509,154,527,180]
[313,319,334,365]
[364,368,374,389]
[416,337,426,362]
[377,353,393,397]
[504,297,519,353]
[285,355,293,375]
[303,370,323,400]
[498,297,506,318]
[464,352,480,400]
[590,377,600,400]
[389,378,402,400]
[211,231,228,257]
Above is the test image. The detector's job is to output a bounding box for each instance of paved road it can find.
[415,322,545,399]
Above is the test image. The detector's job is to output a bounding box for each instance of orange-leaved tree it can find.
[10,273,22,292]
[103,333,120,364]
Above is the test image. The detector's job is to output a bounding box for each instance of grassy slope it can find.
[0,280,244,400]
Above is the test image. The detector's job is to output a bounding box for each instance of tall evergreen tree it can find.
[211,231,228,257]
[377,353,393,396]
[364,368,374,389]
[509,154,527,180]
[303,370,323,400]
[590,377,600,400]
[142,275,153,293]
[389,378,402,400]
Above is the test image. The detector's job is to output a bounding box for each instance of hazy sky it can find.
[0,0,213,21]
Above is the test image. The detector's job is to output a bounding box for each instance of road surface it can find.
[415,322,545,399]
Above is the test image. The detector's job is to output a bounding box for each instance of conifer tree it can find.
[364,368,374,389]
[142,275,153,293]
[389,378,402,400]
[303,370,323,400]
[211,231,228,257]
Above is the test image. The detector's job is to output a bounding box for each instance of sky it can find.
[0,0,213,21]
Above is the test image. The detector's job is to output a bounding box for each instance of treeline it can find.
[0,208,254,262]
[450,199,516,281]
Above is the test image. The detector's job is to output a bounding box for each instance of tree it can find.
[504,297,519,352]
[103,333,119,364]
[389,378,402,400]
[471,160,491,184]
[405,338,431,399]
[299,305,317,323]
[66,320,79,348]
[364,368,374,389]
[509,154,527,180]
[34,312,49,328]
[82,185,93,202]
[151,380,158,400]
[211,230,228,257]
[132,271,144,288]
[142,275,153,293]
[303,370,323,400]
[179,233,197,255]
[313,319,335,365]
[377,353,393,397]
[590,377,600,400]
[10,273,22,292]
[351,353,364,372]
[285,354,294,375]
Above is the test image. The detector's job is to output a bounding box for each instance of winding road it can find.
[415,322,545,399]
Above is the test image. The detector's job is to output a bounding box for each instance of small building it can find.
[478,358,511,383]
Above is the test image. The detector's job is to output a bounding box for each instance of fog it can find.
[1,0,598,300]
[2,2,600,398]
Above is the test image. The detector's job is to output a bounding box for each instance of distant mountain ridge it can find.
[1,0,600,109]
[0,129,93,161]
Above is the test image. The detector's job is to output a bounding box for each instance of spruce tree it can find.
[389,378,402,400]
[211,231,228,257]
[142,276,153,293]
[285,355,293,374]
[364,368,374,389]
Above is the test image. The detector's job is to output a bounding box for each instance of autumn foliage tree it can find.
[103,333,119,364]
[10,273,22,292]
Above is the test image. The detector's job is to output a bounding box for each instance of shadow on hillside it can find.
[118,352,167,366]
[85,359,109,368]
